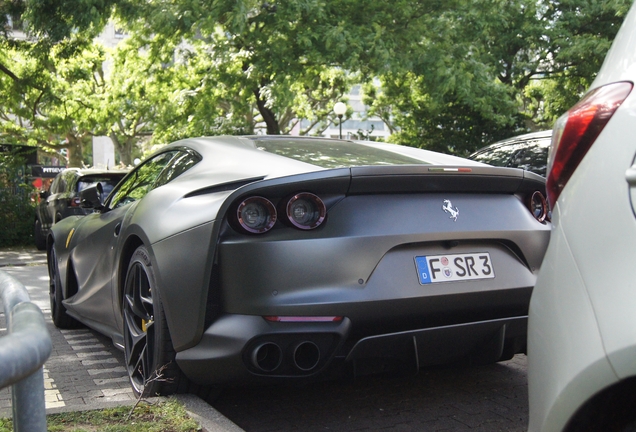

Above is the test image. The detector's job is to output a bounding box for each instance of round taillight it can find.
[528,191,548,223]
[237,197,277,234]
[286,193,326,230]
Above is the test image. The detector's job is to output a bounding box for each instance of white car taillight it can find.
[547,81,633,209]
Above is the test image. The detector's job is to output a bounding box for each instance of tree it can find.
[0,40,110,166]
[95,37,179,165]
[0,0,121,165]
[1,0,630,165]
[365,0,632,155]
[115,0,456,136]
[1,0,117,43]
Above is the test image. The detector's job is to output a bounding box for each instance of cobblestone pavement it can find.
[0,264,135,417]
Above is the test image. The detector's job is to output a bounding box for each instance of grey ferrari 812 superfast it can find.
[47,135,550,397]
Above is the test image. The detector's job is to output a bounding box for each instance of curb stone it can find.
[176,394,245,432]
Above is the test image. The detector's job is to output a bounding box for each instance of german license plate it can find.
[414,252,495,284]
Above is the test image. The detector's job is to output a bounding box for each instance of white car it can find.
[528,3,636,431]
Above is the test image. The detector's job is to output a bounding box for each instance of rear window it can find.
[78,175,125,197]
[254,138,427,168]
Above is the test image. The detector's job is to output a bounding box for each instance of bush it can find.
[0,151,36,247]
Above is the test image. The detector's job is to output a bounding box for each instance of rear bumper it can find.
[175,313,527,385]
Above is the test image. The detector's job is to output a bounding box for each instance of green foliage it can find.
[0,151,36,247]
[365,70,523,155]
[363,0,632,153]
[115,0,458,136]
[0,0,632,164]
[1,0,116,44]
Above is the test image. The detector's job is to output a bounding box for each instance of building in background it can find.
[292,85,391,141]
[322,85,390,141]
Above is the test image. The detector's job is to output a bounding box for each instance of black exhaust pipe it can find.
[251,342,282,372]
[293,341,321,371]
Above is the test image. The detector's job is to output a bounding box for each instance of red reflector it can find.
[547,81,633,208]
[263,316,343,323]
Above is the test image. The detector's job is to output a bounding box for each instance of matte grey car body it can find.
[47,136,550,397]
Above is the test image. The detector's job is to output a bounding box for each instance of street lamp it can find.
[333,102,347,139]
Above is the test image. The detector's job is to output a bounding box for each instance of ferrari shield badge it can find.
[442,199,459,221]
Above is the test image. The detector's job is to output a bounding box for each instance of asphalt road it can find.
[1,263,529,431]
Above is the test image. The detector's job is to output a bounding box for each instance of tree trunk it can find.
[253,87,280,135]
[121,138,134,167]
[65,134,84,167]
[110,132,134,166]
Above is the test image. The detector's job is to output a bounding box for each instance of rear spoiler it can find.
[192,165,545,202]
[349,165,545,195]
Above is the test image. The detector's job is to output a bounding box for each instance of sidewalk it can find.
[0,246,243,432]
[0,245,47,268]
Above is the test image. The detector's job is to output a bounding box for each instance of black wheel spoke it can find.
[125,264,153,321]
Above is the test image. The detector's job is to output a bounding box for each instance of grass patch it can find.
[0,399,201,432]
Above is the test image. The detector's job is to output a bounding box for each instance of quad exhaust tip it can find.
[251,342,282,372]
[251,340,321,373]
[293,341,321,371]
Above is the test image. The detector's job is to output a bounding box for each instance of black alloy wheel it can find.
[123,246,180,397]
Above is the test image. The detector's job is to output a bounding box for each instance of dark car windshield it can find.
[78,175,125,198]
[255,138,427,168]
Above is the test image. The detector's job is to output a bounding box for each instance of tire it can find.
[48,246,81,329]
[34,219,46,250]
[123,246,184,398]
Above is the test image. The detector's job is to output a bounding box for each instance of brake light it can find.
[547,81,633,208]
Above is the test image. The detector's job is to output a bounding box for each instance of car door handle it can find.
[626,165,636,185]
[114,223,121,236]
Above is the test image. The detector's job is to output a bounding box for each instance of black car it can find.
[47,136,551,398]
[469,131,552,177]
[34,168,128,250]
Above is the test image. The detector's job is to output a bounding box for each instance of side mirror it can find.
[79,183,104,210]
[39,190,50,199]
